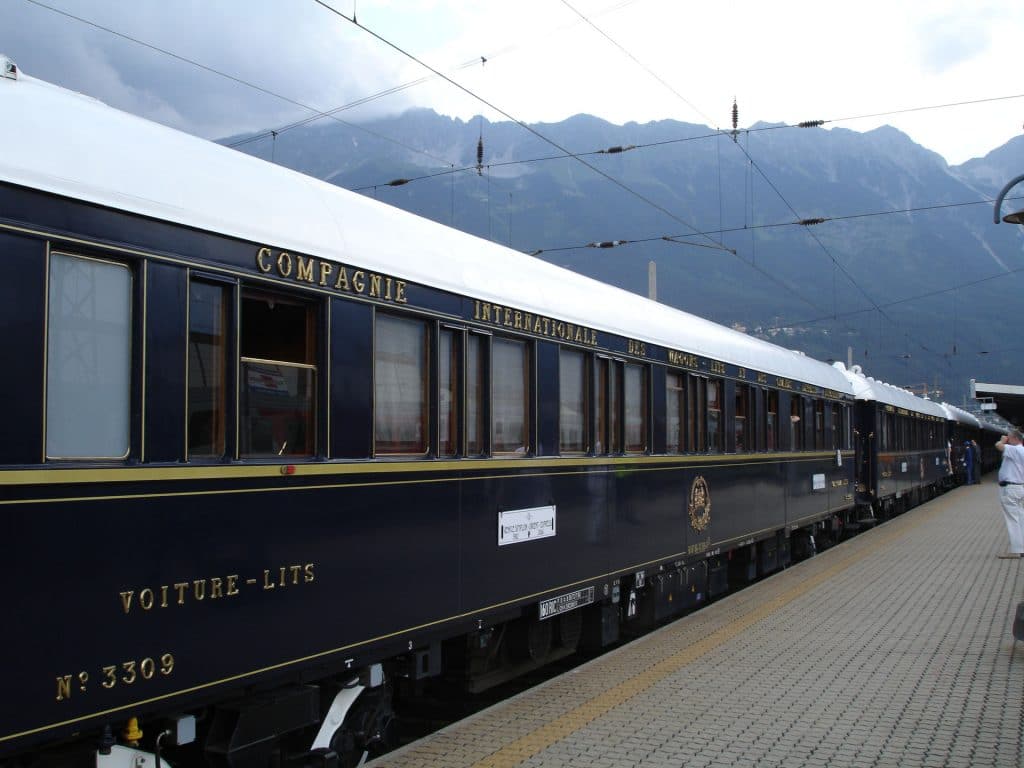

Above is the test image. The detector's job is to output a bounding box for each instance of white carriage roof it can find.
[0,65,854,392]
[939,403,982,429]
[836,364,947,419]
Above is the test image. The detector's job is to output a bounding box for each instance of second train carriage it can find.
[840,365,950,518]
[0,61,970,768]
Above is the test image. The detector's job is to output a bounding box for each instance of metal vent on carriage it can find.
[1,56,18,80]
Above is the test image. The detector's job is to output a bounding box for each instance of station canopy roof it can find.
[971,381,1024,427]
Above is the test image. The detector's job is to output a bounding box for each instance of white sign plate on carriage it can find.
[498,505,556,546]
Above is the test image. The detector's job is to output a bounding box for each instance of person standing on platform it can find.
[971,440,982,483]
[995,429,1024,558]
[963,440,975,485]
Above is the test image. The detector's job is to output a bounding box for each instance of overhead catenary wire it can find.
[309,0,730,254]
[22,0,454,166]
[227,0,643,151]
[533,0,1018,373]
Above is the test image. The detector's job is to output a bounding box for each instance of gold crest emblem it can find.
[688,475,711,532]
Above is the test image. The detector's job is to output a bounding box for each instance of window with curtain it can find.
[492,337,529,454]
[374,313,428,454]
[559,348,588,454]
[46,252,132,459]
[666,372,684,453]
[624,363,647,453]
[188,280,229,459]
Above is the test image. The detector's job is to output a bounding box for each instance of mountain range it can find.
[226,111,1024,404]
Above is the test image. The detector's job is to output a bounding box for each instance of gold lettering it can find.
[290,565,303,585]
[56,675,72,702]
[542,317,550,335]
[481,302,492,322]
[514,311,523,329]
[226,575,239,596]
[369,273,382,297]
[174,583,188,605]
[556,321,565,338]
[334,267,350,291]
[575,326,584,343]
[319,262,333,286]
[193,579,206,601]
[352,270,366,293]
[276,252,293,277]
[533,316,542,333]
[263,569,275,590]
[139,588,154,611]
[256,247,273,273]
[120,591,134,614]
[210,577,223,599]
[279,566,287,587]
[384,276,393,300]
[504,308,513,327]
[296,255,315,283]
[524,313,533,331]
[160,585,168,608]
[304,563,315,583]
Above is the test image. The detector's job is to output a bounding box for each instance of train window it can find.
[766,390,778,451]
[595,357,621,454]
[188,281,229,459]
[466,333,486,455]
[814,400,825,449]
[707,378,723,453]
[624,363,647,453]
[439,329,459,457]
[790,395,804,450]
[831,403,843,450]
[666,371,684,453]
[559,348,588,454]
[374,313,428,455]
[46,252,132,459]
[240,290,316,457]
[687,375,707,453]
[492,337,530,454]
[734,383,749,452]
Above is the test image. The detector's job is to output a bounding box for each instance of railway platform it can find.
[372,481,1024,768]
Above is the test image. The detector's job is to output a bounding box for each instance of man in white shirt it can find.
[995,429,1024,558]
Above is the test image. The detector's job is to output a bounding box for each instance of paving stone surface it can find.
[372,482,1024,768]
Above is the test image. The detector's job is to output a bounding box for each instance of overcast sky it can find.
[3,0,1023,165]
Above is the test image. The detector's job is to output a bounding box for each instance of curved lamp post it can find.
[994,173,1024,224]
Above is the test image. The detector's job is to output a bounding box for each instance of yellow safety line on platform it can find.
[468,503,942,768]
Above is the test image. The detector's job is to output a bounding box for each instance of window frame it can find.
[238,288,319,459]
[559,346,590,455]
[373,311,429,457]
[45,250,134,461]
[491,335,532,456]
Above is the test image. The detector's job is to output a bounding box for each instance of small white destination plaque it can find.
[539,586,595,620]
[812,473,826,490]
[498,505,556,546]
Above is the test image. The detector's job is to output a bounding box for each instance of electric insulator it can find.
[476,136,484,176]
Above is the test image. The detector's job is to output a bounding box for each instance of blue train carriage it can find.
[840,364,949,519]
[0,61,855,767]
[940,403,1001,480]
